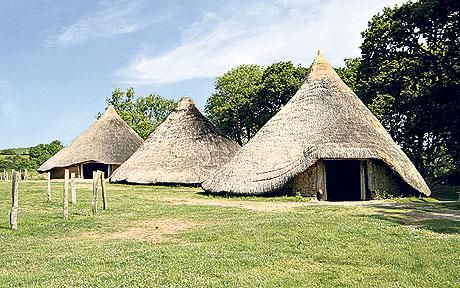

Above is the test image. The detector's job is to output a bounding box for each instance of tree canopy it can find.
[337,0,460,183]
[103,88,177,139]
[205,62,307,145]
[29,140,64,167]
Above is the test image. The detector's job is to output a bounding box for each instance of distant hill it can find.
[0,147,29,155]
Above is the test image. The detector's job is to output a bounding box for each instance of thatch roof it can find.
[110,97,241,185]
[38,106,143,172]
[203,51,431,196]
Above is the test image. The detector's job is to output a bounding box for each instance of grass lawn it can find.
[0,180,459,287]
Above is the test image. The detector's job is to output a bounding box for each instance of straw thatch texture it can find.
[110,97,241,185]
[38,106,143,173]
[203,51,431,196]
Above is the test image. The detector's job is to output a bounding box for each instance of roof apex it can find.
[309,50,336,80]
[177,96,195,110]
[104,105,118,116]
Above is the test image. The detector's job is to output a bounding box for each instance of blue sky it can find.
[0,0,405,149]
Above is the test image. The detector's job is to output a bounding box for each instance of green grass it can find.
[0,181,459,287]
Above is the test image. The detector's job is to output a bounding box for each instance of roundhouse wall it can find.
[287,159,403,200]
[50,165,80,179]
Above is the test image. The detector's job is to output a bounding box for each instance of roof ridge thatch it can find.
[38,106,143,172]
[110,96,241,185]
[202,51,431,196]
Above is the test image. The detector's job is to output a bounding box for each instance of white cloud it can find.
[118,0,406,85]
[45,0,151,47]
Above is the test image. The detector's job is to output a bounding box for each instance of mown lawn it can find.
[0,180,459,287]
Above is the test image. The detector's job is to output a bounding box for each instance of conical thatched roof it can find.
[110,97,240,185]
[38,106,143,172]
[203,51,430,196]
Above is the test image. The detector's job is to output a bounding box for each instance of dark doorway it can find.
[83,163,109,179]
[325,160,362,201]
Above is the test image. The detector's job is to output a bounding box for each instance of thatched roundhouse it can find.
[110,97,240,185]
[38,106,143,179]
[203,51,430,200]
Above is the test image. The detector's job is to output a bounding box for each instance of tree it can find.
[103,88,177,139]
[257,62,308,128]
[0,149,16,155]
[205,65,264,145]
[205,62,307,145]
[29,140,64,167]
[335,58,362,95]
[342,0,460,183]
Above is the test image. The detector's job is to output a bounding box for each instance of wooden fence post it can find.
[92,171,101,215]
[71,172,76,206]
[63,169,69,220]
[47,172,52,202]
[101,172,107,210]
[3,169,6,181]
[24,169,28,181]
[10,171,19,229]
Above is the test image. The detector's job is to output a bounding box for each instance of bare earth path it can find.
[164,193,460,222]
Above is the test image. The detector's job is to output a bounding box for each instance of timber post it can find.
[71,172,76,206]
[63,169,69,220]
[47,172,52,202]
[101,172,107,210]
[10,170,19,229]
[92,170,102,215]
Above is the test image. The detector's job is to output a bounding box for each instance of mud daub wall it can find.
[286,162,320,198]
[50,165,79,179]
[366,159,402,198]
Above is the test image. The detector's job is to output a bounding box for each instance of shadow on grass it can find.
[195,191,310,202]
[430,185,460,201]
[359,202,460,235]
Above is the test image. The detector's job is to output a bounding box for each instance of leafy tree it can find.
[205,62,307,145]
[103,88,177,139]
[339,0,460,183]
[335,58,362,95]
[29,140,64,167]
[0,148,16,155]
[0,141,63,171]
[205,65,264,145]
[257,62,308,128]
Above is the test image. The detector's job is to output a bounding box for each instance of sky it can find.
[0,0,406,149]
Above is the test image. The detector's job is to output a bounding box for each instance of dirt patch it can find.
[78,218,198,242]
[166,197,412,212]
[168,197,313,212]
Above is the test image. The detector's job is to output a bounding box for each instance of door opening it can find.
[83,163,109,179]
[325,160,362,201]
